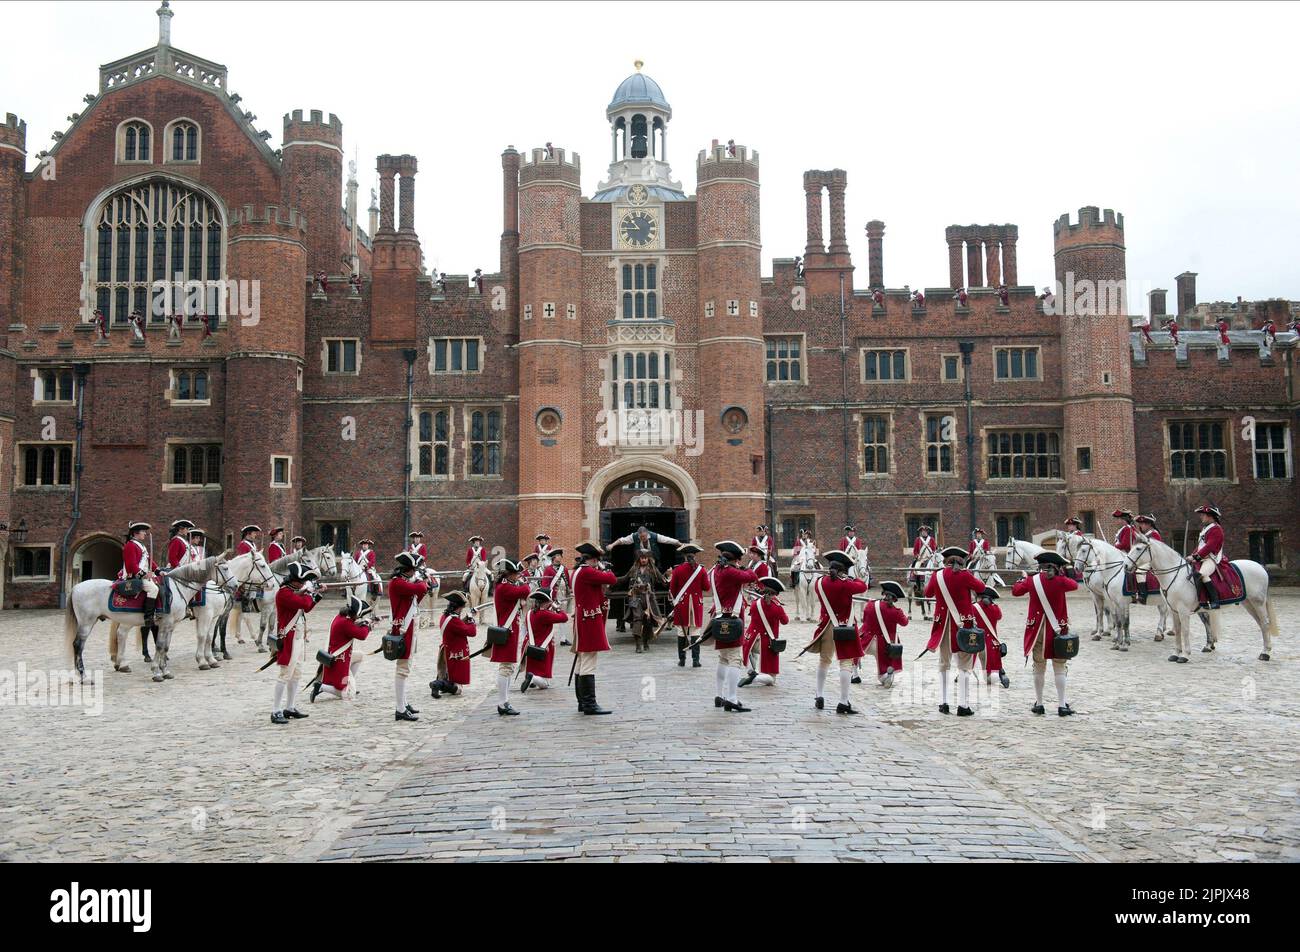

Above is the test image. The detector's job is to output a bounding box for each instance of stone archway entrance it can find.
[587,456,698,577]
[68,533,123,590]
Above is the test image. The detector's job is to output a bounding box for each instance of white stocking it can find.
[940,668,950,705]
[1033,663,1046,704]
[317,685,342,701]
[958,671,969,708]
[272,682,285,714]
[725,666,741,703]
[532,676,550,690]
[496,673,510,706]
[285,678,300,710]
[1054,667,1067,707]
[815,662,829,699]
[838,670,851,705]
[395,674,407,713]
[715,663,727,697]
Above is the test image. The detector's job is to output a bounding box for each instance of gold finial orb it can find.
[634,59,644,72]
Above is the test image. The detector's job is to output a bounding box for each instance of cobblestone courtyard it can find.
[2,591,1296,862]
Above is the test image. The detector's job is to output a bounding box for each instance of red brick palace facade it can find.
[1,12,1296,606]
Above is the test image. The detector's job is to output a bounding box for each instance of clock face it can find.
[619,209,658,248]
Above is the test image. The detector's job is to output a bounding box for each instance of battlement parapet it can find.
[283,109,343,144]
[229,204,307,236]
[1054,206,1124,237]
[0,113,26,151]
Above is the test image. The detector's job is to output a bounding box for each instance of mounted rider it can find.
[265,527,287,563]
[750,524,776,566]
[532,533,553,562]
[235,524,261,556]
[119,521,161,630]
[967,527,990,559]
[464,534,488,588]
[1062,517,1086,580]
[165,519,196,569]
[406,531,428,561]
[1191,504,1226,609]
[289,535,307,558]
[353,538,381,597]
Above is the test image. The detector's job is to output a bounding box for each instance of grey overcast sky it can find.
[6,0,1298,309]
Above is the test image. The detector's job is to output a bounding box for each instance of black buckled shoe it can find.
[999,671,1010,689]
[738,670,757,689]
[814,696,825,710]
[1058,704,1075,717]
[395,709,419,722]
[270,712,288,725]
[835,702,858,715]
[956,706,974,717]
[429,680,443,699]
[938,703,951,715]
[497,703,520,716]
[405,704,419,715]
[1031,703,1045,716]
[723,700,751,713]
[850,675,862,685]
[309,681,323,704]
[520,673,534,693]
[284,708,308,719]
[715,695,724,708]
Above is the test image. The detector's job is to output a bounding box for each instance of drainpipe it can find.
[959,341,977,537]
[764,402,775,534]
[839,273,851,526]
[401,348,417,542]
[58,363,92,609]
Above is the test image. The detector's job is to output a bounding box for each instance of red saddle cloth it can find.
[1202,561,1246,606]
[109,581,146,612]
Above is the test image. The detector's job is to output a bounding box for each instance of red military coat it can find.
[743,596,787,675]
[523,607,568,678]
[267,541,287,562]
[408,543,428,560]
[859,597,908,676]
[387,575,429,661]
[236,539,258,557]
[923,567,986,651]
[811,574,868,660]
[274,585,318,666]
[490,581,531,663]
[1113,524,1135,552]
[121,539,157,578]
[972,601,1004,673]
[750,535,774,561]
[354,548,376,571]
[439,612,477,685]
[572,564,617,653]
[839,535,862,554]
[912,535,937,560]
[1011,572,1078,659]
[669,562,709,627]
[1193,523,1224,561]
[466,544,486,567]
[967,538,990,557]
[166,536,190,569]
[323,614,371,690]
[541,563,570,599]
[709,564,758,618]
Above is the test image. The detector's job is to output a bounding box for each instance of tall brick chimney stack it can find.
[1000,227,1018,285]
[1176,272,1197,316]
[946,234,963,289]
[801,169,853,294]
[803,171,825,260]
[865,220,885,289]
[499,146,521,317]
[369,153,422,342]
[1148,288,1167,318]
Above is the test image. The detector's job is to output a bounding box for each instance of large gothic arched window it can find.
[85,179,225,325]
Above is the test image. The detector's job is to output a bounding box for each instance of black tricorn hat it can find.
[576,541,604,558]
[977,588,999,600]
[879,580,906,599]
[1035,551,1068,568]
[758,576,785,594]
[941,546,968,560]
[823,549,853,567]
[529,590,553,604]
[444,591,468,607]
[715,540,744,560]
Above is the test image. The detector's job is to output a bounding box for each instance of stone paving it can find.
[1,591,1296,862]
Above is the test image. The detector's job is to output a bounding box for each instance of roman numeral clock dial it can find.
[619,209,658,248]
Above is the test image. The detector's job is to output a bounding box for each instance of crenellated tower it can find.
[516,146,584,553]
[281,110,344,277]
[1053,206,1139,521]
[224,204,307,540]
[695,142,765,541]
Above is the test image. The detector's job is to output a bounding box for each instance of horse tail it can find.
[63,598,79,667]
[1266,597,1280,639]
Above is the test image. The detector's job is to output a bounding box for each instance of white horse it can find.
[232,545,337,650]
[1125,531,1278,662]
[466,557,492,619]
[1039,533,1114,642]
[71,551,271,683]
[906,549,943,619]
[790,544,821,622]
[968,547,1005,589]
[1061,533,1135,651]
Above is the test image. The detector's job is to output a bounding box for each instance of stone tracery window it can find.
[86,179,224,325]
[609,349,672,410]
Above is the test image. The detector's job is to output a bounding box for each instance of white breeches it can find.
[575,652,598,676]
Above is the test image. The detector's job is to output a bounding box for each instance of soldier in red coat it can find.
[859,580,908,688]
[235,524,261,556]
[922,546,986,716]
[1261,317,1277,347]
[270,562,322,725]
[165,519,195,569]
[669,543,709,667]
[489,559,531,716]
[1191,504,1225,608]
[388,552,430,722]
[1139,314,1155,344]
[706,541,759,712]
[740,576,788,688]
[805,549,868,714]
[1216,316,1231,345]
[749,525,775,565]
[967,527,990,559]
[429,591,477,699]
[1012,551,1078,716]
[533,533,554,562]
[406,531,428,561]
[1163,317,1180,344]
[571,541,618,715]
[266,527,287,563]
[463,534,488,588]
[120,521,160,633]
[520,590,569,694]
[310,595,374,703]
[972,588,1009,689]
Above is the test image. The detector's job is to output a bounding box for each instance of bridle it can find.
[1125,537,1193,595]
[1074,537,1125,589]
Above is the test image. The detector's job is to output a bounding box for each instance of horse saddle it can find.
[108,578,170,614]
[1200,561,1246,607]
